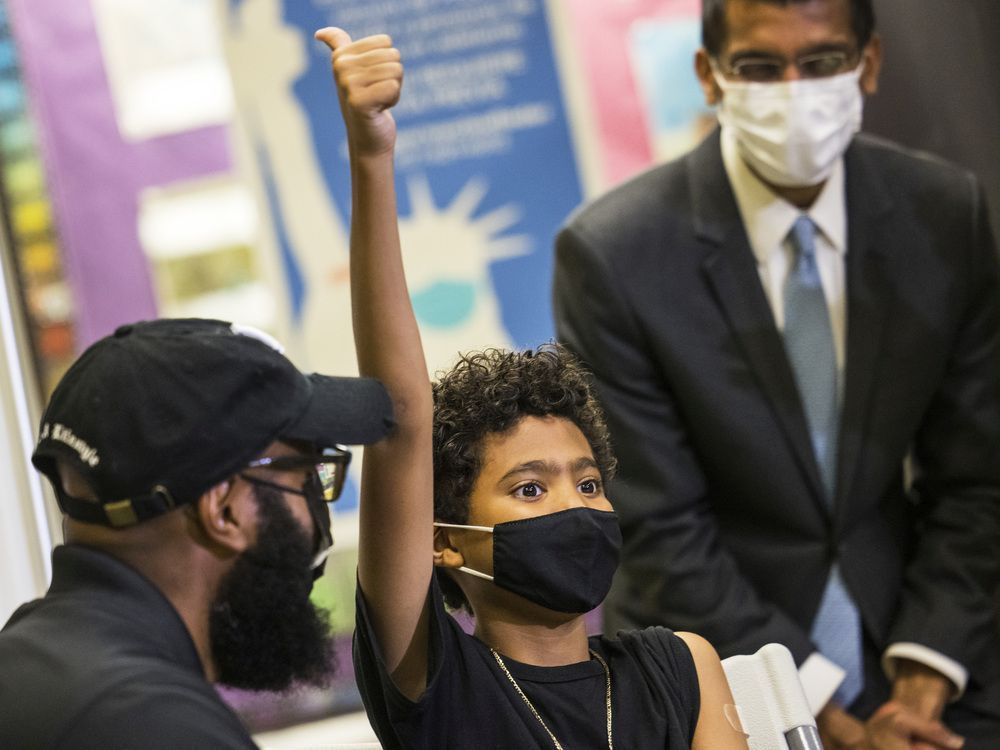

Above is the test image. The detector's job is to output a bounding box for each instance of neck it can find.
[473,604,592,666]
[740,156,825,209]
[66,516,224,682]
[148,549,227,682]
[772,181,824,209]
[173,594,219,682]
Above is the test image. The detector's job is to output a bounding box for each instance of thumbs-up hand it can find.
[315,27,402,157]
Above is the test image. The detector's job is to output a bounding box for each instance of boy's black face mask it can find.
[436,507,622,614]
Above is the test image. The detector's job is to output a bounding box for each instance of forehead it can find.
[477,416,594,477]
[722,0,855,57]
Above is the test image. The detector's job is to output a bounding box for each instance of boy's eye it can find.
[514,482,543,498]
[579,479,600,495]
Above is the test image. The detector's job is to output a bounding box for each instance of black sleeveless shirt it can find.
[354,578,700,749]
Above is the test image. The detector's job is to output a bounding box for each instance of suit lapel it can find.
[692,132,829,507]
[835,140,895,517]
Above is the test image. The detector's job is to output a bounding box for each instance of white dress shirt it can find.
[719,127,967,712]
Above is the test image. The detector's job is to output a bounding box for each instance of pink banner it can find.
[562,0,704,187]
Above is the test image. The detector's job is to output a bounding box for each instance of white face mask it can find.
[713,65,864,188]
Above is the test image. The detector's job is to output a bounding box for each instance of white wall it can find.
[0,217,56,624]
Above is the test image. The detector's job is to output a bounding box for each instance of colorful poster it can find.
[91,0,235,140]
[561,0,709,188]
[0,0,76,394]
[7,0,231,350]
[219,0,584,497]
[221,0,582,380]
[629,15,717,165]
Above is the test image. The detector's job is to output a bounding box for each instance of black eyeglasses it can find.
[239,446,352,503]
[240,446,352,577]
[720,50,856,83]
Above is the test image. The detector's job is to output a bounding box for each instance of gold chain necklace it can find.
[490,647,613,750]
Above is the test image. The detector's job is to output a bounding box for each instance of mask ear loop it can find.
[433,522,496,581]
[302,472,334,579]
[433,521,493,532]
[455,566,494,581]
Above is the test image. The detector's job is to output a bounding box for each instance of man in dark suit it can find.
[553,0,1000,746]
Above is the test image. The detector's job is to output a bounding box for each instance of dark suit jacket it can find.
[553,130,1000,712]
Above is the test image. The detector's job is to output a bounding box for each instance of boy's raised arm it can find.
[316,28,434,701]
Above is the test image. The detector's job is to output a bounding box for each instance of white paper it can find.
[92,0,235,140]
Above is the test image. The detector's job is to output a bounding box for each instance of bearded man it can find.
[0,319,393,749]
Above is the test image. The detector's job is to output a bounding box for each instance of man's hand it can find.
[818,701,866,749]
[818,699,964,750]
[891,659,951,721]
[883,659,956,750]
[314,27,402,158]
[865,701,964,750]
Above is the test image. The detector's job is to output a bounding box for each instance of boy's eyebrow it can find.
[496,456,600,485]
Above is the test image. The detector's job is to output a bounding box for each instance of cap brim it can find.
[282,374,395,447]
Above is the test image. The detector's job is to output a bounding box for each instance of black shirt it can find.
[354,578,701,749]
[0,545,258,750]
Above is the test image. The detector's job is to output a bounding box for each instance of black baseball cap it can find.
[31,318,394,527]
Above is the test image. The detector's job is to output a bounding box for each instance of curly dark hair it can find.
[431,343,617,611]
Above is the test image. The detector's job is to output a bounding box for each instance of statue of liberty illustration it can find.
[398,173,529,373]
[220,0,526,377]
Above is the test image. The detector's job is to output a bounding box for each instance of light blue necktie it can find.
[783,215,863,707]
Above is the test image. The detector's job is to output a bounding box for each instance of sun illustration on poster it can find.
[397,174,530,374]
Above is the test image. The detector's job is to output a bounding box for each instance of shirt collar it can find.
[720,126,847,264]
[44,544,205,674]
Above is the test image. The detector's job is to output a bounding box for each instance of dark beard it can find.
[209,485,335,691]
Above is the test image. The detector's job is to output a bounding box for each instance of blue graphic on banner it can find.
[256,141,307,323]
[223,0,581,517]
[283,0,580,354]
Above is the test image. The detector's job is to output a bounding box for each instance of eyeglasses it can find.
[720,50,855,83]
[240,446,352,578]
[239,446,352,504]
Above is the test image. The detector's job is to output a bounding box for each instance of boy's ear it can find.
[193,479,255,555]
[432,526,465,569]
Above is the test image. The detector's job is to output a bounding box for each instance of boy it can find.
[319,26,747,749]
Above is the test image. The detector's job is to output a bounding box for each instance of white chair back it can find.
[721,643,823,750]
